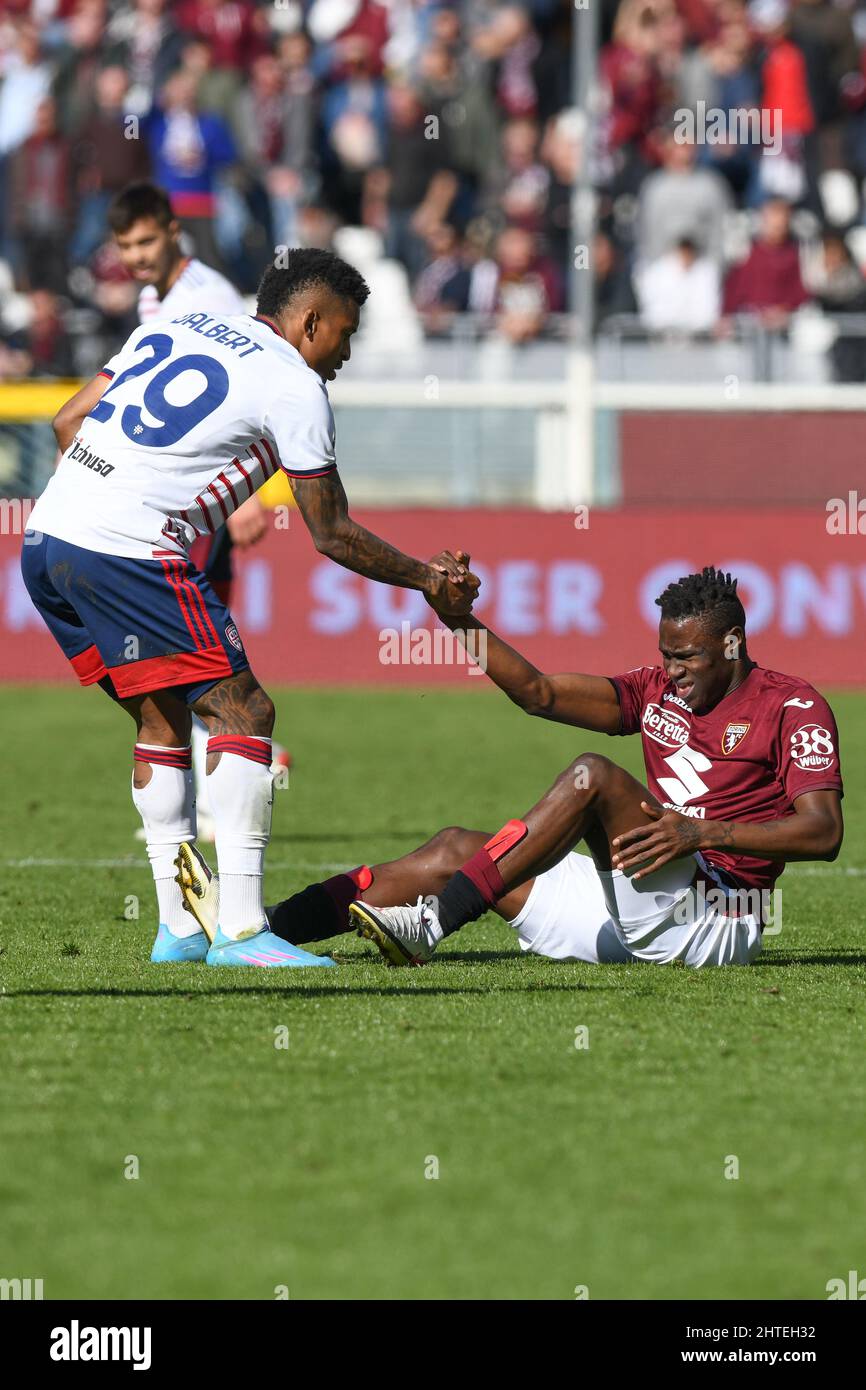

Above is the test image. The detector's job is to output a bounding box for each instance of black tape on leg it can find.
[266,883,342,945]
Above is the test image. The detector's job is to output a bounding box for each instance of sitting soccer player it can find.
[176,566,844,968]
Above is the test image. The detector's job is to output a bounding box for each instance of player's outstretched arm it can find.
[612,789,844,878]
[290,471,479,612]
[426,550,622,734]
[437,610,621,733]
[52,374,112,454]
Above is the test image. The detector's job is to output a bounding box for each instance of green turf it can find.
[0,683,863,1301]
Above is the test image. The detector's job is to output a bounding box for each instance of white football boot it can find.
[174,842,220,943]
[349,896,443,967]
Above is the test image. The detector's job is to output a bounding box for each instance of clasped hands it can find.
[425,548,480,617]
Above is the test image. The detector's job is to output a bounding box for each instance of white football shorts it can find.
[508,851,763,968]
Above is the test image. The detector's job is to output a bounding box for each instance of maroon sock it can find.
[460,848,506,903]
[460,820,527,902]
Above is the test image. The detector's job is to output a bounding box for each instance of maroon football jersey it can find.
[610,665,843,890]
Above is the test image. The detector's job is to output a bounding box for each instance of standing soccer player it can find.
[22,249,478,967]
[109,181,278,839]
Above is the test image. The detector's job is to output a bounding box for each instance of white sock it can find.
[206,736,273,939]
[191,716,210,818]
[131,745,198,937]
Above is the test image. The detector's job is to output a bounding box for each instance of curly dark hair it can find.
[655,566,746,636]
[256,249,370,317]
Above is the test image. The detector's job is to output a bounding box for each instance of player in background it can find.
[109,181,287,838]
[22,250,479,967]
[177,568,844,969]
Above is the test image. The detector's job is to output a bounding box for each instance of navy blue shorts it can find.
[21,533,249,704]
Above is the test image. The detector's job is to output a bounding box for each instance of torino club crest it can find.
[722,721,750,755]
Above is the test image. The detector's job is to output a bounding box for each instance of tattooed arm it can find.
[290,470,479,613]
[612,789,844,880]
[426,549,621,732]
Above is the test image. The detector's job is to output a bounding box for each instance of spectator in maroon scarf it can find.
[721,197,810,329]
[1,288,76,380]
[414,221,472,335]
[70,66,151,265]
[52,0,111,135]
[382,81,457,281]
[483,117,550,236]
[599,0,665,176]
[234,49,314,248]
[175,0,267,72]
[492,224,564,342]
[307,0,389,83]
[9,97,73,294]
[21,288,76,377]
[471,6,542,120]
[103,0,185,117]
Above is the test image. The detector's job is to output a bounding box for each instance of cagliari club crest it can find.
[722,721,750,755]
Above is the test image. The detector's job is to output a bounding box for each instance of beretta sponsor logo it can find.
[642,702,690,748]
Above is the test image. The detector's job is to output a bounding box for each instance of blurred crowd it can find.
[3,0,866,380]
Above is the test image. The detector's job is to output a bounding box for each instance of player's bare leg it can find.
[253,829,530,947]
[350,753,679,964]
[247,752,661,954]
[189,670,335,966]
[176,826,531,948]
[180,757,669,959]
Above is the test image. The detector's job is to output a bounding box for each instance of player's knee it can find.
[565,752,612,795]
[433,826,478,870]
[193,672,275,737]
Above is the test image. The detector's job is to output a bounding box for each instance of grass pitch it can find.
[0,684,864,1301]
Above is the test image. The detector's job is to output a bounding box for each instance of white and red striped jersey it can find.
[138,257,247,324]
[28,312,337,560]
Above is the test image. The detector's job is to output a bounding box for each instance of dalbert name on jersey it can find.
[27,311,337,561]
[610,664,843,891]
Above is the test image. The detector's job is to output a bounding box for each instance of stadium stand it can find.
[2,0,866,384]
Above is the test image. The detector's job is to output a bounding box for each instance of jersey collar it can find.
[252,313,286,341]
